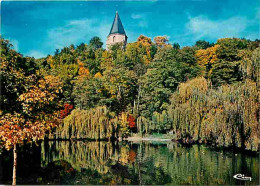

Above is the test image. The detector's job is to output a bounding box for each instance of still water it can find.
[0,140,259,185]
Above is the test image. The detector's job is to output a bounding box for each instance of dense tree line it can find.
[1,36,259,152]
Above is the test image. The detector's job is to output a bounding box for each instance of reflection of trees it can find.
[41,141,259,185]
[135,142,259,185]
[42,141,121,173]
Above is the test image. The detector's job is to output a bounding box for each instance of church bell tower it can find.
[106,11,127,49]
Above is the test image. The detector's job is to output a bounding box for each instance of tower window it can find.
[113,36,116,42]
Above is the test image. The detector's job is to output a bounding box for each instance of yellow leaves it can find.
[143,55,150,65]
[195,45,220,75]
[1,61,8,69]
[120,112,128,125]
[44,75,63,91]
[17,77,60,115]
[94,72,103,78]
[237,49,255,79]
[46,55,55,68]
[154,36,172,48]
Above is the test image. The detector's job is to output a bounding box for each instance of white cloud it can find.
[186,16,248,40]
[26,50,46,58]
[46,18,110,51]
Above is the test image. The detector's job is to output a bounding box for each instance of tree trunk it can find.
[12,144,17,186]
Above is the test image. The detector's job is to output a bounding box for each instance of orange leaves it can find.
[78,67,90,77]
[0,112,59,150]
[118,113,136,134]
[0,113,25,150]
[1,75,61,150]
[75,61,91,83]
[137,35,152,48]
[0,39,62,152]
[78,62,90,77]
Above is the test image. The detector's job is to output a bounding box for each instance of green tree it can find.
[209,38,250,86]
[138,47,200,124]
[195,40,213,49]
[89,36,103,50]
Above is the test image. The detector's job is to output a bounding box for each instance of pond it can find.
[0,140,259,185]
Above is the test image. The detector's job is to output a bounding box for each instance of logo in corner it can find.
[233,174,252,181]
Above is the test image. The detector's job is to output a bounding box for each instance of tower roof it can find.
[109,11,126,36]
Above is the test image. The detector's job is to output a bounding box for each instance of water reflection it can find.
[40,141,259,185]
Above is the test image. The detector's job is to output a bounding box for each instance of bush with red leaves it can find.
[127,115,136,128]
[60,103,73,119]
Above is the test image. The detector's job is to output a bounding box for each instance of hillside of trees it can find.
[1,35,259,151]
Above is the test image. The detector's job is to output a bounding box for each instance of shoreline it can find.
[125,136,172,142]
[44,137,259,155]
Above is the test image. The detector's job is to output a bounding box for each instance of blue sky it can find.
[1,0,259,58]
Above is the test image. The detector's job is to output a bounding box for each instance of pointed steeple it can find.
[109,11,126,35]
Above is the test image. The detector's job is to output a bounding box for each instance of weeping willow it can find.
[136,111,170,134]
[137,116,150,135]
[168,77,259,151]
[151,110,171,132]
[54,106,119,140]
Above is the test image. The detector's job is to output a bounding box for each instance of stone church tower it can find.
[106,11,127,49]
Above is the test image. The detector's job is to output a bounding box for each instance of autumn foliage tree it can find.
[0,38,61,185]
[195,44,220,77]
[154,36,171,48]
